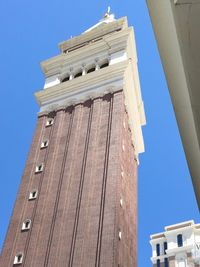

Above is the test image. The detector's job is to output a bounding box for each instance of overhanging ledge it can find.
[146,0,200,209]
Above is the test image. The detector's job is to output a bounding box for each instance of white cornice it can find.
[150,236,166,245]
[164,226,194,237]
[166,245,193,256]
[174,0,200,4]
[35,61,127,107]
[40,28,132,77]
[59,17,128,52]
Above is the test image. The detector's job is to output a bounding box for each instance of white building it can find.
[150,221,200,267]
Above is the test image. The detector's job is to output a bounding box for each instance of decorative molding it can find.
[174,0,200,4]
[35,61,127,109]
[40,28,132,78]
[58,17,128,53]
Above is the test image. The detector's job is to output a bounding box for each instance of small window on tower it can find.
[40,139,49,149]
[122,143,125,151]
[29,190,38,200]
[14,253,23,265]
[87,65,96,74]
[46,118,54,127]
[123,121,126,129]
[35,164,44,173]
[74,70,82,78]
[119,231,122,240]
[22,219,31,231]
[99,60,109,69]
[62,75,70,83]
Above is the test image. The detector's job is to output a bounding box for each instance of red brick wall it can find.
[0,91,138,267]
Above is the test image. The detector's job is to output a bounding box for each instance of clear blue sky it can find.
[0,0,199,266]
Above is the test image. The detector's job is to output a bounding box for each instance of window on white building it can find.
[177,234,183,247]
[164,258,169,267]
[164,241,168,254]
[156,243,160,256]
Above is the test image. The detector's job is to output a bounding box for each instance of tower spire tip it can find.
[104,6,112,18]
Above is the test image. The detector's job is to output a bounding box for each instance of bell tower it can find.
[0,12,145,267]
